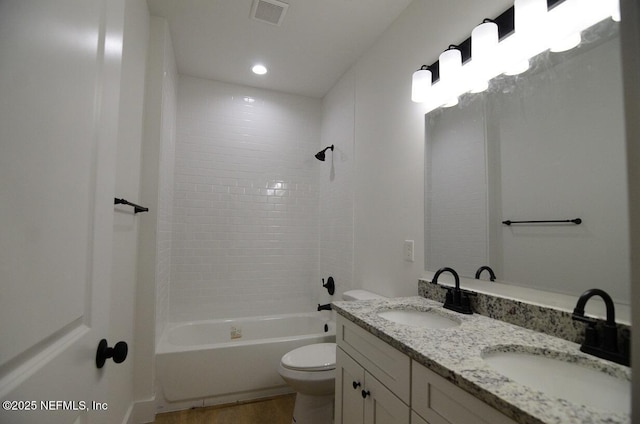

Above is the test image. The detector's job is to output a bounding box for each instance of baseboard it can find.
[155,387,295,414]
[126,397,156,424]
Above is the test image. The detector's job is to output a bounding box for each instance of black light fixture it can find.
[410,0,617,111]
[315,145,334,161]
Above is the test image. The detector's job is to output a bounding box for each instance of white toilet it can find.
[278,290,384,424]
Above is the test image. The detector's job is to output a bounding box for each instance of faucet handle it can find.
[322,277,335,295]
[572,314,598,325]
[444,288,453,304]
[583,322,599,347]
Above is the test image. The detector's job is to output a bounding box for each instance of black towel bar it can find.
[502,218,581,226]
[114,198,149,214]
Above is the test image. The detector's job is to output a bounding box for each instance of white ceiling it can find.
[146,0,414,98]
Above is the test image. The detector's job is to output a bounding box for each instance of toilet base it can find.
[291,393,334,424]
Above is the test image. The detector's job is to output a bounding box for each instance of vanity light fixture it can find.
[514,0,548,60]
[548,0,583,52]
[411,0,620,112]
[501,0,548,75]
[411,66,432,103]
[611,0,621,22]
[470,20,499,93]
[438,46,463,107]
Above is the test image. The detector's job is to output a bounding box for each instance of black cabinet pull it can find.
[361,389,370,399]
[352,381,361,390]
[96,339,128,369]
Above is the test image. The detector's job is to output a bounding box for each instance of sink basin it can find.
[483,349,630,413]
[377,310,460,329]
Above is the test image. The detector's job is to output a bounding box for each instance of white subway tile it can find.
[170,76,321,321]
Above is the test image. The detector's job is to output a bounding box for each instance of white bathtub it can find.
[156,312,335,408]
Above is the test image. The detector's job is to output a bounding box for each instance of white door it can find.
[0,1,125,423]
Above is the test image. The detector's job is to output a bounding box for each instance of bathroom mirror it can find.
[424,19,630,305]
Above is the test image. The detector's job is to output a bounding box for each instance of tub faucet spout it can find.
[317,303,332,311]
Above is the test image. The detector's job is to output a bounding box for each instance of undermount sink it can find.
[483,348,630,414]
[377,309,460,329]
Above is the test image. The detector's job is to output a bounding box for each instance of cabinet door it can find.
[337,316,411,402]
[412,361,516,424]
[336,347,365,424]
[364,371,410,424]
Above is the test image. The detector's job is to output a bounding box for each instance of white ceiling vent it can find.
[251,0,289,26]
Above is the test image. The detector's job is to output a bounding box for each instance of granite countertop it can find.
[332,296,631,424]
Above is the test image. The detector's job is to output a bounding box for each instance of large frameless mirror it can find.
[425,19,629,305]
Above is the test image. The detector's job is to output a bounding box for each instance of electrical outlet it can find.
[403,240,414,262]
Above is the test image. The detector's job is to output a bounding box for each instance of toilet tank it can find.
[342,289,385,301]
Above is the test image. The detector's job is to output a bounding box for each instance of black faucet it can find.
[432,267,473,315]
[572,288,630,366]
[317,303,332,311]
[475,266,496,282]
[322,277,335,295]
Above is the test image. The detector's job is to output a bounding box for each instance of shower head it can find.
[315,145,334,161]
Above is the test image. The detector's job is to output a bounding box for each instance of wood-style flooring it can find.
[152,394,296,424]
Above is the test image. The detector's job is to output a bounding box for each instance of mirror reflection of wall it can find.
[425,20,630,304]
[426,97,489,278]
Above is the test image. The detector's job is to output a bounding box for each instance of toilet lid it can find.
[281,343,336,371]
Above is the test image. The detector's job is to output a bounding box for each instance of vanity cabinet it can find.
[411,358,517,424]
[335,317,410,424]
[336,315,517,424]
[336,348,410,424]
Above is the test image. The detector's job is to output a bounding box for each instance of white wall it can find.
[319,69,357,302]
[135,16,177,423]
[425,98,488,278]
[155,23,178,346]
[171,76,322,321]
[110,0,150,422]
[330,0,511,296]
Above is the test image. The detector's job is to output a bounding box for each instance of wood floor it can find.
[152,394,296,424]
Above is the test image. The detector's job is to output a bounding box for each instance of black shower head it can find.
[315,145,334,161]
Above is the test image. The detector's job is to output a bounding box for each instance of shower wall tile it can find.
[155,39,177,340]
[318,69,356,305]
[170,76,322,321]
[151,18,177,344]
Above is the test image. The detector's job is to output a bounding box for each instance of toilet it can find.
[278,290,384,424]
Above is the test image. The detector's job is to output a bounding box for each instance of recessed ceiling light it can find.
[252,64,268,75]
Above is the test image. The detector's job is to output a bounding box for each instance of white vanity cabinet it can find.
[335,315,517,424]
[336,348,410,424]
[335,317,411,424]
[411,361,517,424]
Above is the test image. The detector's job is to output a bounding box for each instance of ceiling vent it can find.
[250,0,289,26]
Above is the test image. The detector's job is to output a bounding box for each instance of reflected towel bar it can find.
[114,198,149,214]
[502,218,581,226]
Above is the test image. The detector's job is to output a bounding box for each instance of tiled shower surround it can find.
[170,76,322,321]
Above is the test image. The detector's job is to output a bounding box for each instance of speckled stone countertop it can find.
[332,296,631,424]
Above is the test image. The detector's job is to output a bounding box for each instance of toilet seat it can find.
[280,343,336,371]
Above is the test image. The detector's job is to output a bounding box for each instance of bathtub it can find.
[156,312,335,409]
